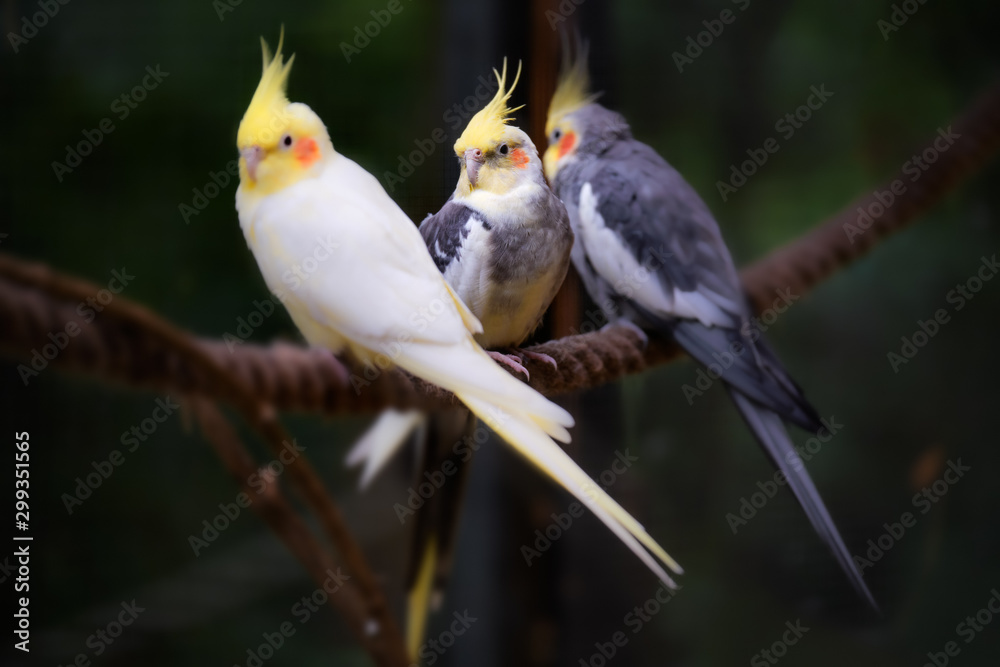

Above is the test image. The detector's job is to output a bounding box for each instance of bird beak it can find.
[464,148,484,188]
[241,145,265,181]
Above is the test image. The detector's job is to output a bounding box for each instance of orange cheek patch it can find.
[295,137,320,167]
[557,131,576,158]
[510,148,530,169]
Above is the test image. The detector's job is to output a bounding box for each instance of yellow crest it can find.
[546,36,600,136]
[454,59,524,154]
[237,29,296,148]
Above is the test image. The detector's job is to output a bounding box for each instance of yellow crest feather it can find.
[454,59,524,154]
[546,37,600,136]
[237,28,296,148]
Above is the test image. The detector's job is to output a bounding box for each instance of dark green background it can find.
[2,0,998,665]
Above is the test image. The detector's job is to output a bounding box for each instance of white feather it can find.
[578,182,731,328]
[346,409,426,489]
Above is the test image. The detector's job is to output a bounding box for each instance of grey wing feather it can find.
[566,139,822,431]
[419,201,476,274]
[579,140,747,323]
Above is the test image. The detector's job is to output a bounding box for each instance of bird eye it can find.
[499,143,509,155]
[280,133,293,149]
[552,129,562,142]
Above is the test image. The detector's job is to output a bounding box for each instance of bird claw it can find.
[514,348,558,371]
[488,350,530,380]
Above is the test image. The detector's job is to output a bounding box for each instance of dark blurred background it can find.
[2,0,999,665]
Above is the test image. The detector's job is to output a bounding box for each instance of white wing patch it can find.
[578,182,732,328]
[441,216,492,319]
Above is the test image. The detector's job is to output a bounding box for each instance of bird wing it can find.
[569,141,746,329]
[419,200,493,318]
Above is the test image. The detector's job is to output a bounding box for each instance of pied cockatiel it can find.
[421,60,574,376]
[543,43,877,609]
[345,61,677,658]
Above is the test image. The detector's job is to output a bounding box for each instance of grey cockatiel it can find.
[348,61,679,659]
[542,44,876,610]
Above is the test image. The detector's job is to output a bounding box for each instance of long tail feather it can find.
[460,393,682,585]
[407,537,437,660]
[404,410,477,660]
[727,389,879,610]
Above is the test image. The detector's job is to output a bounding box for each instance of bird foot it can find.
[513,348,558,371]
[488,350,531,380]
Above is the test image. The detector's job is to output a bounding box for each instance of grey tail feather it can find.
[727,388,880,612]
[405,409,478,604]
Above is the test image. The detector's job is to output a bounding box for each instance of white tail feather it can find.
[346,409,426,489]
[459,393,682,585]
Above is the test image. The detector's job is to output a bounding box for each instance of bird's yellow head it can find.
[543,39,599,182]
[453,60,538,198]
[237,31,329,197]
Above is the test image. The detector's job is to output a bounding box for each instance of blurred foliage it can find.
[1,0,999,665]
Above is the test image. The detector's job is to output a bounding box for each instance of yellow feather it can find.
[407,538,437,660]
[237,28,296,149]
[546,37,601,136]
[454,59,524,154]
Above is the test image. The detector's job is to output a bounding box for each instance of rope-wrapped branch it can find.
[3,81,1000,417]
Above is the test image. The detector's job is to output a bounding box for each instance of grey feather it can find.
[554,101,876,608]
[728,390,878,611]
[419,201,476,274]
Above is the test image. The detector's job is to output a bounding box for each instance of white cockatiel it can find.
[234,33,683,656]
